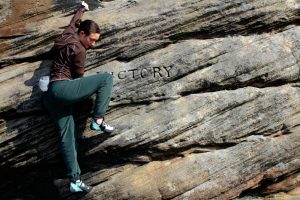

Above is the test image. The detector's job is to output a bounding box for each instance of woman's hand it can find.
[81,1,89,11]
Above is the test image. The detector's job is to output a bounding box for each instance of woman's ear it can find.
[79,31,86,37]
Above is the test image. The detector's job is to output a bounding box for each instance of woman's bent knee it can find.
[99,72,113,84]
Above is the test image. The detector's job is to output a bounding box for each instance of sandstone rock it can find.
[72,133,300,200]
[1,0,300,199]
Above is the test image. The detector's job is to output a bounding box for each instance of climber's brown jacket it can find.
[50,6,87,82]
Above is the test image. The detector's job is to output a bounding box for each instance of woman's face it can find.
[79,31,100,49]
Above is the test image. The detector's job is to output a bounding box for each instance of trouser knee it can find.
[102,72,113,84]
[96,72,113,89]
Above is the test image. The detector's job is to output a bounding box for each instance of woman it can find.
[44,1,113,193]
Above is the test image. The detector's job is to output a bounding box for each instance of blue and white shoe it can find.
[90,119,114,133]
[70,180,93,193]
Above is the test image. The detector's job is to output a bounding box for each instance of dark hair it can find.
[77,20,100,35]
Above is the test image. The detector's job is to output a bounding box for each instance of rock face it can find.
[1,0,300,199]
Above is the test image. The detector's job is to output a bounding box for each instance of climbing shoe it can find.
[90,119,114,133]
[70,180,93,193]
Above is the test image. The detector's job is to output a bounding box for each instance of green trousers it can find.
[43,72,113,181]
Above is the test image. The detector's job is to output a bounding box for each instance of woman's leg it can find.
[50,72,113,118]
[43,96,81,181]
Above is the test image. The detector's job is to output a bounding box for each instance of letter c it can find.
[118,71,127,79]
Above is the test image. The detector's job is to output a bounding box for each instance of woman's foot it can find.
[70,179,93,193]
[90,118,114,133]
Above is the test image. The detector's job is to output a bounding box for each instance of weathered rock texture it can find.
[1,0,300,199]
